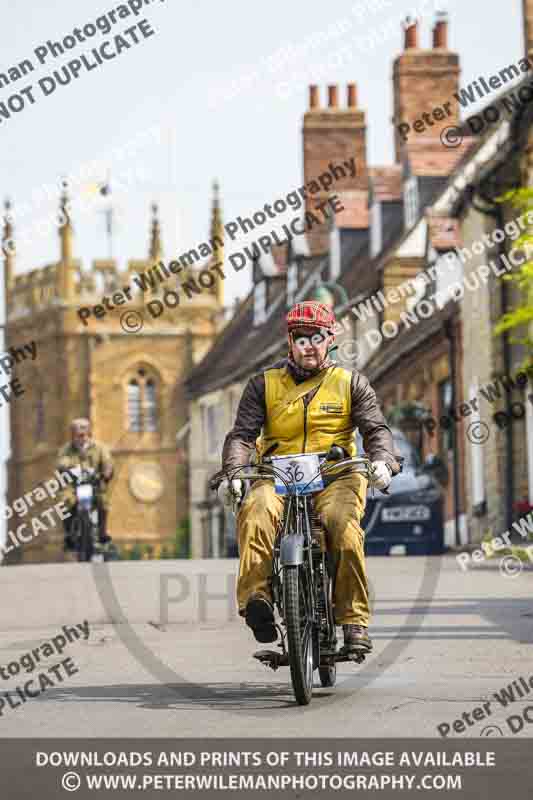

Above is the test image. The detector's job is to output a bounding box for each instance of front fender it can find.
[280,533,304,566]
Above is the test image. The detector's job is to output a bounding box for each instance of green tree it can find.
[494,189,533,368]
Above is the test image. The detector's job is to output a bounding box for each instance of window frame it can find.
[126,368,160,433]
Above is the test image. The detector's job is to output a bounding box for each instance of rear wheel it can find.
[283,565,314,706]
[318,558,337,687]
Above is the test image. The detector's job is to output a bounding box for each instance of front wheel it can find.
[283,565,314,706]
[78,513,94,562]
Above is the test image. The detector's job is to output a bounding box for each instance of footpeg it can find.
[253,649,289,670]
[337,647,367,664]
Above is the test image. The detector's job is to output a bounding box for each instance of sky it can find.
[0,0,525,543]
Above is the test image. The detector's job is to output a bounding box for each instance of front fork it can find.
[271,496,318,654]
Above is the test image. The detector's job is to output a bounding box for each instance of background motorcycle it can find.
[63,466,103,563]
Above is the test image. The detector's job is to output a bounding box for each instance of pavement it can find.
[0,553,532,738]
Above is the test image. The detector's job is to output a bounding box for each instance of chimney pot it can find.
[328,84,338,108]
[347,83,357,107]
[309,85,319,109]
[403,16,418,49]
[433,12,448,48]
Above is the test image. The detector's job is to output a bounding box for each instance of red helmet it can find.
[286,301,336,333]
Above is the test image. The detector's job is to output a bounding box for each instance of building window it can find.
[145,380,157,432]
[438,379,453,455]
[254,280,266,326]
[435,251,463,306]
[404,176,419,230]
[128,381,142,432]
[469,377,486,512]
[370,201,382,258]
[127,368,159,432]
[286,263,298,307]
[203,402,222,458]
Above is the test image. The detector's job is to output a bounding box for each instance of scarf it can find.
[286,352,334,384]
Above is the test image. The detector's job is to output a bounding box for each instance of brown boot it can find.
[342,624,373,652]
[245,595,277,644]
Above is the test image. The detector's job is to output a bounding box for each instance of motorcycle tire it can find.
[283,565,314,706]
[78,514,94,563]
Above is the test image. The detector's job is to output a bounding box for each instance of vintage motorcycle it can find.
[63,466,103,562]
[211,446,403,706]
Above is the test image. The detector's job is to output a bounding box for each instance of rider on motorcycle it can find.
[57,418,114,552]
[218,301,401,653]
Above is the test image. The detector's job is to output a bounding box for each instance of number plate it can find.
[76,484,93,502]
[272,453,324,495]
[382,505,431,522]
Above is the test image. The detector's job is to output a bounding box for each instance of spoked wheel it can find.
[319,560,337,687]
[78,514,94,563]
[283,565,314,705]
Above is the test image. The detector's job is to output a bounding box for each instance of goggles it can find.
[290,329,329,349]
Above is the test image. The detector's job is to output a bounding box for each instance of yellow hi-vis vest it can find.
[256,365,356,458]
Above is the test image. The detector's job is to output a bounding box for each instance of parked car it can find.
[360,427,445,555]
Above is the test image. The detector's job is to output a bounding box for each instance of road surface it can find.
[0,554,532,738]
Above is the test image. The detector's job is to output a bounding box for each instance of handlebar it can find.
[210,452,403,495]
[60,467,103,485]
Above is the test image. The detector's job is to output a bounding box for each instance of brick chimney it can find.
[302,83,368,255]
[392,13,461,163]
[523,0,533,59]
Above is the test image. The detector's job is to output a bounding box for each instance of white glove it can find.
[217,478,243,508]
[371,460,392,491]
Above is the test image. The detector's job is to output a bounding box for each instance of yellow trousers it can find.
[236,475,369,626]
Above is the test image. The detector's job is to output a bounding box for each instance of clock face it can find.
[129,463,165,503]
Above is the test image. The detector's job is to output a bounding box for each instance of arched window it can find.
[145,379,157,432]
[126,368,159,432]
[128,380,142,432]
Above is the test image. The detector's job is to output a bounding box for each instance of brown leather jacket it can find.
[222,359,401,474]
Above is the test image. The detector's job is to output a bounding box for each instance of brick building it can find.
[185,9,533,557]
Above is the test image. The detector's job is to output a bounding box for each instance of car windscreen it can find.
[356,430,419,472]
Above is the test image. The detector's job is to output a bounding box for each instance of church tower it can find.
[2,189,224,563]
